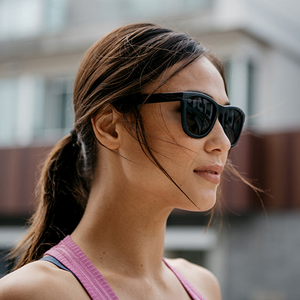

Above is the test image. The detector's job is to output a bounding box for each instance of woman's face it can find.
[118,56,231,212]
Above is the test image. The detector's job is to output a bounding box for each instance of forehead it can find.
[143,57,229,106]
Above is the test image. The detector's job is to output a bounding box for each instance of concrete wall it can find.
[216,212,300,300]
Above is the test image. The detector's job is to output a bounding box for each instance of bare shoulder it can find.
[0,260,89,300]
[165,258,222,300]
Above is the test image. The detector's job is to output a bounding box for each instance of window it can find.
[43,0,69,33]
[0,75,74,147]
[246,60,256,122]
[224,57,257,126]
[0,0,68,40]
[0,0,43,40]
[0,78,19,146]
[98,0,212,20]
[33,76,74,141]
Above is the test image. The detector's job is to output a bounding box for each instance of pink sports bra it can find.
[43,236,207,300]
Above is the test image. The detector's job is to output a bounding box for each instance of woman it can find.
[0,23,245,299]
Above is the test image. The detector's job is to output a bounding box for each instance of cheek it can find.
[117,131,187,201]
[142,107,201,171]
[145,132,201,186]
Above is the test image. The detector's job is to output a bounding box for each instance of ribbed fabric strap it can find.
[163,258,207,300]
[44,235,207,300]
[44,236,119,300]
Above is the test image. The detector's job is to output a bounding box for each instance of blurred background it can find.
[0,0,300,299]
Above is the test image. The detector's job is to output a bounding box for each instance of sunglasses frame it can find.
[143,92,245,147]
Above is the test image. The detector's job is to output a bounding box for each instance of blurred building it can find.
[0,0,300,299]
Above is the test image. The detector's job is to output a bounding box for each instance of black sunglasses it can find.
[142,92,245,147]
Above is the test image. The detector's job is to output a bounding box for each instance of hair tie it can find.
[70,129,80,147]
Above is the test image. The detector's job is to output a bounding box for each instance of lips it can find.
[193,164,224,184]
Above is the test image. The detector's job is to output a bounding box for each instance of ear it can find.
[91,109,121,150]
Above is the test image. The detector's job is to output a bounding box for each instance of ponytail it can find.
[11,133,90,269]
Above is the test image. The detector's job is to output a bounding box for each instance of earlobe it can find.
[92,109,120,150]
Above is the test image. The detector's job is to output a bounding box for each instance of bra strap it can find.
[40,256,82,287]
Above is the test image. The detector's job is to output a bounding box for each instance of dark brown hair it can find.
[11,23,228,269]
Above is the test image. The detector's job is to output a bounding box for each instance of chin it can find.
[169,185,217,212]
[177,196,216,213]
[195,203,216,213]
[189,192,217,212]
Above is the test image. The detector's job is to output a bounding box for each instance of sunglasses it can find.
[142,92,245,147]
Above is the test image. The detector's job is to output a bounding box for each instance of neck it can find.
[71,179,173,277]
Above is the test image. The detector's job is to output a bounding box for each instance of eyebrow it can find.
[186,90,231,106]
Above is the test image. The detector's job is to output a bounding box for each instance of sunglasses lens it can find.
[222,109,244,145]
[185,97,217,136]
[184,96,244,146]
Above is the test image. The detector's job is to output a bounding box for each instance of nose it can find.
[204,119,231,153]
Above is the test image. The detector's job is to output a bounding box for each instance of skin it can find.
[0,56,229,299]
